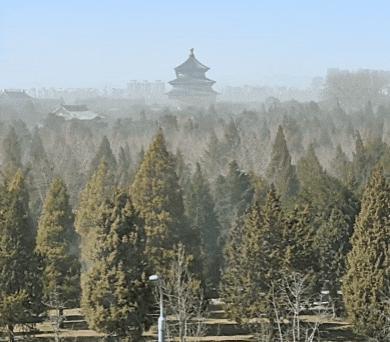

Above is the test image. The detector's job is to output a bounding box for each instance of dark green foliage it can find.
[131,130,190,273]
[221,119,241,162]
[266,126,299,202]
[0,170,43,338]
[175,149,192,196]
[214,160,254,239]
[75,161,115,270]
[330,144,352,187]
[351,131,370,192]
[89,136,117,176]
[36,178,80,307]
[221,187,285,323]
[2,127,22,173]
[27,128,54,220]
[117,143,133,188]
[297,144,359,311]
[315,208,352,314]
[297,144,358,220]
[82,191,152,341]
[203,131,224,176]
[283,206,317,278]
[186,163,221,291]
[342,167,390,339]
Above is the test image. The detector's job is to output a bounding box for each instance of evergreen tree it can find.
[283,206,317,279]
[221,119,241,162]
[330,144,352,187]
[175,149,192,197]
[131,130,190,273]
[215,160,254,232]
[36,178,80,308]
[315,208,352,315]
[297,144,358,220]
[117,144,133,188]
[203,131,224,176]
[351,131,370,192]
[89,136,117,176]
[2,127,22,174]
[0,170,43,341]
[186,163,221,291]
[221,187,285,326]
[75,161,115,270]
[342,167,389,339]
[82,191,152,341]
[282,116,304,155]
[27,128,53,220]
[266,126,299,202]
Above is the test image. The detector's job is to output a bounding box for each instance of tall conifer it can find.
[36,178,80,308]
[0,171,42,341]
[82,191,151,341]
[75,161,114,269]
[186,163,221,290]
[131,130,189,273]
[342,167,389,339]
[266,126,299,202]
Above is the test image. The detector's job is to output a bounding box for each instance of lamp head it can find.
[149,274,159,281]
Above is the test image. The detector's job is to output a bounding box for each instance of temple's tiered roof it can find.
[168,49,217,105]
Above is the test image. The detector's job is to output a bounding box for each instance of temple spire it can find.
[190,48,194,57]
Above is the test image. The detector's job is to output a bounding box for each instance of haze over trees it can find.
[0,95,388,340]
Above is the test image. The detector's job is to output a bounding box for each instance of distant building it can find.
[127,80,166,103]
[51,104,102,120]
[0,89,36,120]
[0,89,33,100]
[167,49,218,106]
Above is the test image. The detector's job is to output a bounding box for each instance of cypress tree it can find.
[315,208,352,315]
[131,130,189,273]
[186,163,221,291]
[89,136,117,176]
[221,202,265,323]
[0,170,43,341]
[2,127,22,174]
[36,178,80,308]
[175,149,192,197]
[351,131,370,192]
[203,131,224,176]
[82,191,151,341]
[283,206,317,279]
[221,187,285,325]
[297,144,358,220]
[342,166,389,339]
[75,161,114,270]
[266,126,299,202]
[221,119,241,162]
[28,128,53,220]
[117,144,133,188]
[330,144,352,187]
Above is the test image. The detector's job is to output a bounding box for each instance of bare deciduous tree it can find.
[161,244,207,342]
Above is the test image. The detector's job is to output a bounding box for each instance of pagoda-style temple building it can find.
[167,49,217,105]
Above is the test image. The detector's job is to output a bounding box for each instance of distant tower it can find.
[167,49,217,106]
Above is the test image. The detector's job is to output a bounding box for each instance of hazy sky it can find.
[1,0,390,89]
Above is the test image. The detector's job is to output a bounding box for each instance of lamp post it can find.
[149,274,165,342]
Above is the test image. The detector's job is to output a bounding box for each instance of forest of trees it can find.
[0,99,388,341]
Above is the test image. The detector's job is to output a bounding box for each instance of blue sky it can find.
[1,0,390,88]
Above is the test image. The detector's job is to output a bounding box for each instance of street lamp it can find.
[149,274,165,342]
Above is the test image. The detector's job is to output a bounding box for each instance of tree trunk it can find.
[7,324,14,342]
